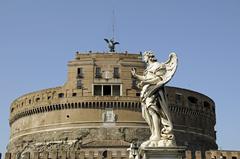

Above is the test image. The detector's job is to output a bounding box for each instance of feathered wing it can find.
[160,52,178,85]
[114,42,120,45]
[104,39,109,43]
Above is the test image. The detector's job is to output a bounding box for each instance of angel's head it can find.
[143,51,157,63]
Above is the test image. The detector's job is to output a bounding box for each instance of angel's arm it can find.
[134,74,145,81]
[131,68,145,81]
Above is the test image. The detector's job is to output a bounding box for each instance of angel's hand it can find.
[131,68,136,77]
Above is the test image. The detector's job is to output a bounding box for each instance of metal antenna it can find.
[112,8,115,41]
[104,1,119,52]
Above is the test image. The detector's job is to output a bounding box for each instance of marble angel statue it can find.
[131,51,178,148]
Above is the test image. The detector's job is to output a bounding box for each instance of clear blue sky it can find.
[0,0,240,154]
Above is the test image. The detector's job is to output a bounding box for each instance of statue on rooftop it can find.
[131,51,178,148]
[104,38,120,52]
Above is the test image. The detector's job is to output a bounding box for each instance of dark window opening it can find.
[66,115,70,118]
[204,101,210,109]
[94,84,121,96]
[47,96,51,100]
[102,151,108,158]
[136,92,141,96]
[77,80,82,89]
[36,97,40,102]
[95,67,102,78]
[113,67,120,78]
[112,85,120,96]
[94,85,102,96]
[29,99,32,104]
[77,68,83,78]
[103,85,111,96]
[176,94,181,102]
[58,93,64,98]
[72,93,77,97]
[188,96,198,104]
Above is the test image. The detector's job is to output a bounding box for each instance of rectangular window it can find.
[176,93,182,103]
[72,93,77,97]
[77,80,82,89]
[113,67,120,78]
[94,85,102,96]
[112,85,120,96]
[93,84,121,96]
[103,85,111,96]
[77,68,83,78]
[95,67,102,78]
[58,93,64,98]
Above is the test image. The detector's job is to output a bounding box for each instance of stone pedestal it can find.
[140,147,186,159]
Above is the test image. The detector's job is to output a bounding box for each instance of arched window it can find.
[102,151,108,159]
[36,97,40,102]
[58,93,64,98]
[188,96,198,104]
[204,101,210,109]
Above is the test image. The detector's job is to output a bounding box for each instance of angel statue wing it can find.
[147,52,178,97]
[159,52,178,85]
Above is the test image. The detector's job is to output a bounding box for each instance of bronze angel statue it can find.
[131,51,178,148]
[104,38,119,52]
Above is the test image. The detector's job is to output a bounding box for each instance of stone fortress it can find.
[5,52,240,159]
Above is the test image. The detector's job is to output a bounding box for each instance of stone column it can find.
[195,151,202,159]
[49,151,58,159]
[185,150,192,159]
[116,151,121,159]
[107,151,112,159]
[98,151,103,159]
[33,152,39,159]
[61,151,67,159]
[89,151,94,159]
[79,151,85,159]
[23,152,30,159]
[70,151,76,159]
[75,151,80,159]
[42,151,49,159]
[4,153,11,159]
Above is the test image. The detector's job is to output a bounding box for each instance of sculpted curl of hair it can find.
[143,51,157,62]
